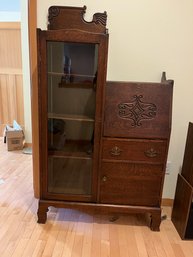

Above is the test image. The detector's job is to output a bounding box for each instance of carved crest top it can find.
[48,6,108,34]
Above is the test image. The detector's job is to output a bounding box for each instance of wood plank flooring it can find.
[0,138,193,257]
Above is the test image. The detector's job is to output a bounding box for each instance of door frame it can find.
[28,0,39,197]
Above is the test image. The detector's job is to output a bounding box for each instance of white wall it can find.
[37,0,193,198]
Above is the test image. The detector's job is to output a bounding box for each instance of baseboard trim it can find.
[161,198,174,207]
[24,143,32,148]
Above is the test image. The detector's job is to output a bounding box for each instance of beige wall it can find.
[37,0,193,199]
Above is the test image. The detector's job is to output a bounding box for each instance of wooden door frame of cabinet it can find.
[28,0,40,198]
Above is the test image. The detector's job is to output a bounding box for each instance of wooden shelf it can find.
[58,82,94,89]
[48,140,93,159]
[48,113,95,122]
[48,151,92,160]
[47,71,95,78]
[48,72,96,88]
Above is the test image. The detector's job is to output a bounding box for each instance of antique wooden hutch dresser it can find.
[37,6,173,231]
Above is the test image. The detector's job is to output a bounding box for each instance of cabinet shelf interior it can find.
[48,140,93,159]
[48,113,95,122]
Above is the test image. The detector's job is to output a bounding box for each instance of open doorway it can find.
[0,1,24,136]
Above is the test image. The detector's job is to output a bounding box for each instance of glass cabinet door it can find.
[47,41,98,196]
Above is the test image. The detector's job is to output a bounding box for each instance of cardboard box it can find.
[5,121,24,151]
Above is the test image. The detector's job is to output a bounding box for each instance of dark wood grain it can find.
[172,123,193,239]
[102,138,167,163]
[104,81,173,139]
[100,161,162,206]
[100,78,173,231]
[37,6,173,232]
[48,6,107,34]
[172,174,193,239]
[181,122,193,186]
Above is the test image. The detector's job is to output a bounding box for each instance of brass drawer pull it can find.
[110,146,122,156]
[102,176,107,182]
[144,148,158,158]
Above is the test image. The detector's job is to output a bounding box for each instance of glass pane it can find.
[48,157,92,195]
[47,41,98,195]
[47,42,98,85]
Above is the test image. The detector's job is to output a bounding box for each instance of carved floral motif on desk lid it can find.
[118,95,157,127]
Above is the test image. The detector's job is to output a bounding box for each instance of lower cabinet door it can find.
[100,161,163,206]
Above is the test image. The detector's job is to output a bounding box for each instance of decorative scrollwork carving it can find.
[47,6,107,33]
[92,12,107,26]
[48,7,60,22]
[118,95,157,127]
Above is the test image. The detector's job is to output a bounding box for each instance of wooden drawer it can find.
[104,81,173,139]
[100,162,162,206]
[102,138,167,163]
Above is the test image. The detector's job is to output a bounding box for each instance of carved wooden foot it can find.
[37,203,48,224]
[150,212,161,231]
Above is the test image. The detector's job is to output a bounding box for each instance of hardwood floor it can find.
[0,138,193,257]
